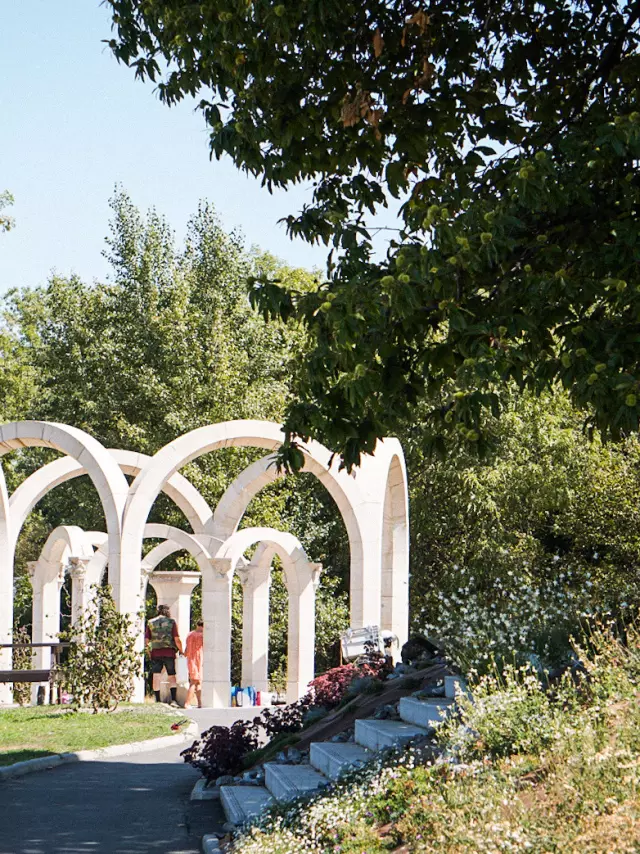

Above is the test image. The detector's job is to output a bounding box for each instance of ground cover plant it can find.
[0,706,176,767]
[226,620,640,853]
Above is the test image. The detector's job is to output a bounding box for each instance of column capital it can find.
[236,564,271,590]
[235,566,251,588]
[209,557,235,582]
[283,560,323,594]
[68,556,91,580]
[310,562,323,590]
[140,564,155,591]
[148,570,201,594]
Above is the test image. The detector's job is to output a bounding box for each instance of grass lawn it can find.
[0,705,182,766]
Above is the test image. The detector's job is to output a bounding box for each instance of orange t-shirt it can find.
[185,629,204,682]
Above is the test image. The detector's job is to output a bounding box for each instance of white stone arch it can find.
[87,524,222,588]
[211,455,286,539]
[36,524,94,568]
[380,453,410,654]
[213,526,312,570]
[9,448,214,550]
[210,442,411,637]
[86,531,108,549]
[206,526,322,704]
[0,421,129,702]
[122,421,373,643]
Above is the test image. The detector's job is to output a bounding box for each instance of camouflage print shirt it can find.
[145,615,179,658]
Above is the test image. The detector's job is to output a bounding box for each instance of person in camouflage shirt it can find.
[145,604,184,705]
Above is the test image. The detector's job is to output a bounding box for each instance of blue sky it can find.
[0,2,399,295]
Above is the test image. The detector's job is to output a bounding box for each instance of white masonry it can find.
[0,420,409,707]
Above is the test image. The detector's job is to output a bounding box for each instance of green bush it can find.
[11,626,32,706]
[408,390,640,671]
[227,616,640,854]
[60,585,140,713]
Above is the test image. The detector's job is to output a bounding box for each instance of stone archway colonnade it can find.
[0,420,409,707]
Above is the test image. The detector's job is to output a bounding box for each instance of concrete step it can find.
[445,675,470,699]
[220,785,274,826]
[309,741,371,780]
[355,718,430,751]
[399,697,454,729]
[264,762,329,802]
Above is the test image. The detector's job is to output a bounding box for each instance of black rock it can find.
[412,683,445,699]
[401,635,442,667]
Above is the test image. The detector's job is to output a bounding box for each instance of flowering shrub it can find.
[359,649,394,680]
[419,557,637,673]
[259,698,311,738]
[183,700,313,780]
[441,664,568,759]
[227,617,640,854]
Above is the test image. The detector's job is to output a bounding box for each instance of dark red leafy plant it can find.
[181,719,260,782]
[182,656,392,781]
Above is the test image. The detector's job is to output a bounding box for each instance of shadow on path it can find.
[0,744,225,854]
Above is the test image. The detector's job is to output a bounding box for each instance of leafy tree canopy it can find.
[404,388,640,666]
[0,190,350,676]
[0,191,14,233]
[107,1,640,467]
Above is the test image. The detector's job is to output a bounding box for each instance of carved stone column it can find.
[68,557,91,627]
[29,559,64,704]
[237,563,271,694]
[201,559,233,708]
[285,561,322,703]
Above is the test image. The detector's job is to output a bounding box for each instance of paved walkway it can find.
[0,711,231,854]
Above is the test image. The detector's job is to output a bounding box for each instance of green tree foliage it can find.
[106,1,640,466]
[61,585,140,712]
[10,190,298,451]
[406,389,640,667]
[11,626,32,706]
[0,191,14,233]
[2,189,307,535]
[0,190,350,677]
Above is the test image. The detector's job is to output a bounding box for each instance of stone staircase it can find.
[220,675,465,827]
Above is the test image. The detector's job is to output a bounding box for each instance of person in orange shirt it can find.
[184,620,204,709]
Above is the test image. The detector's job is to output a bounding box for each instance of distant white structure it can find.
[0,420,409,707]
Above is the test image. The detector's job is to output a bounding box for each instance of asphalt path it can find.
[0,732,226,854]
